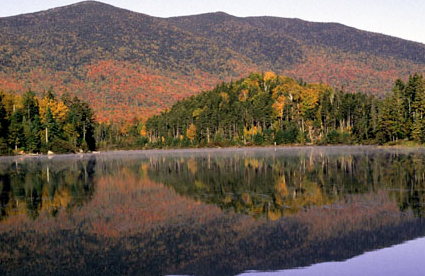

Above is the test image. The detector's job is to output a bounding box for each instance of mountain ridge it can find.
[0,1,424,121]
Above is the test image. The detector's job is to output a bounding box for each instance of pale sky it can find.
[1,0,424,44]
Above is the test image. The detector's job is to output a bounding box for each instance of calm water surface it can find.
[1,146,425,276]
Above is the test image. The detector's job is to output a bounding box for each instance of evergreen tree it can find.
[22,90,39,121]
[24,115,41,153]
[411,113,424,142]
[66,97,96,151]
[8,110,24,151]
[378,84,407,142]
[45,107,59,148]
[0,93,8,139]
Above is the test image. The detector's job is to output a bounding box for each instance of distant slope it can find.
[169,12,425,65]
[0,1,424,121]
[0,1,252,74]
[245,16,425,63]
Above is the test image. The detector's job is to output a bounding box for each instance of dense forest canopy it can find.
[142,72,425,148]
[0,89,96,154]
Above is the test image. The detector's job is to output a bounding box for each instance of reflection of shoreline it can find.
[0,156,96,220]
[147,150,425,219]
[1,145,425,162]
[2,149,425,276]
[1,169,424,276]
[0,145,379,162]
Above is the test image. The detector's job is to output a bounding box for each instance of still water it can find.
[0,146,424,276]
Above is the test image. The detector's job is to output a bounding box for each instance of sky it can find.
[1,0,424,44]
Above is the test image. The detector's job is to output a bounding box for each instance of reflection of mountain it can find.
[2,172,425,276]
[0,157,96,220]
[147,149,425,219]
[142,215,425,276]
[2,149,425,276]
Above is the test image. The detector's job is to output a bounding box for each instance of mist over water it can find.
[1,146,424,276]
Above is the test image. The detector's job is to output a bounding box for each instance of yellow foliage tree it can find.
[39,98,69,124]
[139,124,147,137]
[120,121,132,136]
[1,92,21,118]
[186,123,197,141]
[264,71,277,92]
[243,125,259,141]
[238,89,249,102]
[192,107,204,119]
[264,71,277,83]
[272,95,286,121]
[220,92,229,103]
[299,87,319,117]
[242,78,260,91]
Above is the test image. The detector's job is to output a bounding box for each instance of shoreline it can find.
[2,144,425,161]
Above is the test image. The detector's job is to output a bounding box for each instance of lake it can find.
[1,146,424,276]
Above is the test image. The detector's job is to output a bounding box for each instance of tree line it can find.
[0,89,96,154]
[1,72,424,153]
[140,72,425,147]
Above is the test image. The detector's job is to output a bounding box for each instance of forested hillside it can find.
[141,73,425,148]
[0,1,425,121]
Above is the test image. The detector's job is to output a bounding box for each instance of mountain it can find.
[0,1,424,121]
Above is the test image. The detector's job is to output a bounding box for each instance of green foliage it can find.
[137,73,425,148]
[0,90,96,154]
[378,74,425,143]
[8,110,24,150]
[253,133,264,145]
[22,90,39,121]
[0,93,8,139]
[324,130,350,144]
[142,73,382,148]
[275,122,299,144]
[64,97,96,151]
[24,115,41,153]
[49,138,76,153]
[0,137,9,154]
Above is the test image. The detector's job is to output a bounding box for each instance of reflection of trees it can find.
[147,150,425,218]
[382,153,425,217]
[0,157,96,220]
[2,150,425,276]
[148,154,344,219]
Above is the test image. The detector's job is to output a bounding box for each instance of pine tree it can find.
[24,115,41,153]
[378,86,407,142]
[8,110,24,151]
[0,93,8,139]
[22,90,39,121]
[45,107,59,148]
[411,113,423,142]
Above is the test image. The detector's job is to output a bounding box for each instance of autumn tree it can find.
[186,123,197,142]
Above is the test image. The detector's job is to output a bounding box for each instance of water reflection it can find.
[147,148,425,219]
[238,237,425,276]
[0,156,96,220]
[1,147,425,276]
